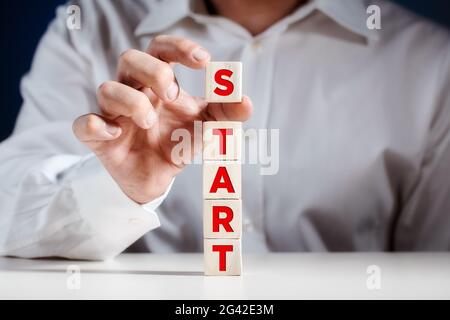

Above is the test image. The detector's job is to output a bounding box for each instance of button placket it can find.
[238,34,280,251]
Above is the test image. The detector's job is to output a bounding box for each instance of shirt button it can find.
[244,132,256,142]
[251,41,263,52]
[128,218,141,224]
[243,218,254,232]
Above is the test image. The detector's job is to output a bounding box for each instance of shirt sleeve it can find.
[0,5,169,260]
[395,47,450,250]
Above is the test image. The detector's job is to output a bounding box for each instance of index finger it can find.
[147,35,211,69]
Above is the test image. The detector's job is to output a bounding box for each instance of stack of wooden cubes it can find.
[203,62,243,276]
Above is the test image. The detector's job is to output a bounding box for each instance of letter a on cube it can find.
[205,62,242,103]
[203,162,241,199]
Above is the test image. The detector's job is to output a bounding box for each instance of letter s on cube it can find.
[205,62,242,103]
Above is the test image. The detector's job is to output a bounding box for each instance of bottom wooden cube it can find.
[204,239,242,276]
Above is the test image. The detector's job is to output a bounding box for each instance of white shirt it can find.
[1,0,450,260]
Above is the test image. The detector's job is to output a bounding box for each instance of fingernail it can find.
[146,111,157,128]
[192,48,209,61]
[105,124,119,136]
[166,82,179,101]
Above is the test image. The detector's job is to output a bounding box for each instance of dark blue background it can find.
[1,0,449,141]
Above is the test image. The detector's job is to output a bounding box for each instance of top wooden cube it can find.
[205,62,242,103]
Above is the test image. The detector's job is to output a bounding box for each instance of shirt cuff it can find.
[67,155,164,259]
[141,178,175,212]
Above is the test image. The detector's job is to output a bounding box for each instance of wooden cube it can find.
[203,162,241,199]
[203,121,242,161]
[205,62,242,103]
[204,199,242,239]
[204,238,242,276]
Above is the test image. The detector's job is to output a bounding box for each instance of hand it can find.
[73,35,253,204]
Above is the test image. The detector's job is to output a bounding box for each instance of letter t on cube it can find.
[203,121,242,161]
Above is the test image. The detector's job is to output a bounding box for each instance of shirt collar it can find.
[315,0,378,40]
[135,0,377,40]
[134,0,193,37]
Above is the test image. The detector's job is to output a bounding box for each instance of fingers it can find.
[73,113,122,147]
[97,81,157,129]
[117,49,179,102]
[147,35,210,69]
[141,86,208,118]
[117,36,210,103]
[205,96,254,122]
[163,90,209,117]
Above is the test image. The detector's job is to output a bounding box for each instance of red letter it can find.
[214,69,234,96]
[213,128,233,155]
[212,245,233,271]
[210,167,235,193]
[212,206,234,232]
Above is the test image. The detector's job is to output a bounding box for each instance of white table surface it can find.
[0,253,449,299]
